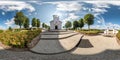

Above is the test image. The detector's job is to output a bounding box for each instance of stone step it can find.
[41,31,75,35]
[40,32,78,39]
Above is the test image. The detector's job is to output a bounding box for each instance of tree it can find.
[73,20,79,30]
[36,19,40,28]
[42,23,49,29]
[65,21,72,30]
[84,14,94,30]
[14,11,26,28]
[78,18,84,30]
[32,18,40,28]
[32,18,37,27]
[8,26,12,31]
[44,24,49,29]
[42,23,45,28]
[23,17,29,28]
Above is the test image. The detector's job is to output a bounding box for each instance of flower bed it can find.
[0,29,41,48]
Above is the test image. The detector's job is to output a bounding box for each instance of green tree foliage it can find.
[32,18,40,28]
[23,17,29,28]
[73,20,79,30]
[44,24,49,29]
[65,21,72,29]
[37,19,40,28]
[42,23,45,28]
[78,18,84,29]
[8,26,12,31]
[42,23,49,29]
[14,11,26,28]
[32,18,37,27]
[84,14,94,30]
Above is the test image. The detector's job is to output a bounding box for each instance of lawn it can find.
[76,29,102,35]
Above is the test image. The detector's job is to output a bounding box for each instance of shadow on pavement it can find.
[78,39,93,48]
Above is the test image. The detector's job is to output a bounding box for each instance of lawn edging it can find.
[27,34,41,48]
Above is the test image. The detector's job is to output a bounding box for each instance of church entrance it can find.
[55,25,58,29]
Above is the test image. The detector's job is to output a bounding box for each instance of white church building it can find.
[50,15,62,30]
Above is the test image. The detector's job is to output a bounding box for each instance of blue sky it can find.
[0,0,120,30]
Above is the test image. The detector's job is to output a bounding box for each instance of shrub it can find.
[117,31,120,40]
[0,29,41,48]
[0,30,3,33]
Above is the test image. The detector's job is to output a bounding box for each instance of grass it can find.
[0,29,41,48]
[76,29,102,35]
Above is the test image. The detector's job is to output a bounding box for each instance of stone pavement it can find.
[72,35,120,55]
[30,30,83,54]
[0,30,120,60]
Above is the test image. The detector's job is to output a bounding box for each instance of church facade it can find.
[50,15,62,30]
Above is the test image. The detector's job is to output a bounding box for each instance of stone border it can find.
[40,33,79,40]
[41,32,75,35]
[27,34,41,48]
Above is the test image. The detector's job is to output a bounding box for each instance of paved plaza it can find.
[0,30,120,60]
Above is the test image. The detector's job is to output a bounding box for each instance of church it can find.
[50,15,62,30]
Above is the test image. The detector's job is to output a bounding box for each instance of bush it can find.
[117,31,120,40]
[0,30,3,33]
[0,29,41,48]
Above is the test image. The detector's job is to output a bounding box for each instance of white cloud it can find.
[0,1,35,12]
[92,8,107,13]
[63,13,79,22]
[2,12,5,15]
[5,18,15,27]
[28,1,42,5]
[106,22,120,29]
[84,1,120,14]
[85,1,120,6]
[46,1,82,12]
[62,13,79,26]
